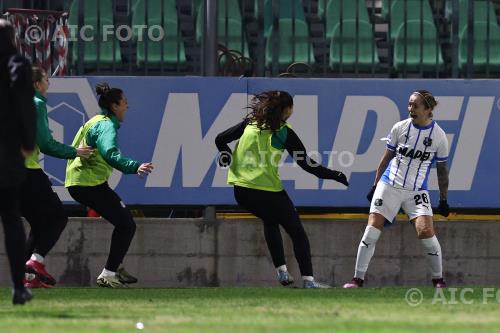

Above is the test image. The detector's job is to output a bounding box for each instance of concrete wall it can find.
[1,218,499,287]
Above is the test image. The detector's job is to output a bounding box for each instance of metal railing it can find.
[1,0,499,78]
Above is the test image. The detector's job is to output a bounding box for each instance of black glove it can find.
[438,199,450,217]
[217,151,232,168]
[366,185,376,203]
[332,170,349,186]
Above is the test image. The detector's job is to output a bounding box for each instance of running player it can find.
[216,90,349,288]
[21,65,94,288]
[343,90,450,288]
[65,83,154,288]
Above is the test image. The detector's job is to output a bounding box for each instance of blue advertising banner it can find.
[43,77,500,207]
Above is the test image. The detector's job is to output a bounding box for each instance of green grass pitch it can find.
[1,287,500,333]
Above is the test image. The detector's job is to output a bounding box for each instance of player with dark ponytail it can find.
[65,83,154,288]
[21,65,94,289]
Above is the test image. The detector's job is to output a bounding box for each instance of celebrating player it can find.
[65,83,154,288]
[21,65,94,289]
[343,90,450,289]
[216,90,349,288]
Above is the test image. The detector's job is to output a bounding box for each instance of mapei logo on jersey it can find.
[398,146,431,161]
[423,137,433,147]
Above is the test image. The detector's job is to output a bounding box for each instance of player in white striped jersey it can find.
[344,90,450,289]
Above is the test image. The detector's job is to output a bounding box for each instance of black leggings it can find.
[0,186,26,289]
[20,169,68,259]
[234,186,313,276]
[68,182,136,272]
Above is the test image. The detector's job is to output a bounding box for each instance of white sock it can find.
[30,253,44,264]
[302,276,314,282]
[25,273,36,281]
[100,268,116,277]
[420,235,443,278]
[354,225,382,280]
[276,265,287,273]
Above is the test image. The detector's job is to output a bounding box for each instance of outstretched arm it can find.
[285,128,348,186]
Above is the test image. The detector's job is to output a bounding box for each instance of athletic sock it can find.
[30,253,44,264]
[354,225,381,280]
[100,268,116,277]
[276,265,287,273]
[420,235,443,278]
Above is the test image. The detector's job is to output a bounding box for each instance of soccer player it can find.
[21,66,94,288]
[343,90,450,288]
[0,19,36,304]
[215,90,349,288]
[65,83,154,288]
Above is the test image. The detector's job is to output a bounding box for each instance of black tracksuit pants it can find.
[0,186,26,289]
[68,182,136,272]
[20,169,68,260]
[234,185,313,277]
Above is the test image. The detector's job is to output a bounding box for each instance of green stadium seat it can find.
[68,0,121,67]
[459,21,500,73]
[265,18,314,66]
[393,20,444,72]
[382,0,435,41]
[323,0,372,39]
[132,0,187,67]
[329,19,379,71]
[195,0,248,57]
[260,0,307,38]
[446,0,497,26]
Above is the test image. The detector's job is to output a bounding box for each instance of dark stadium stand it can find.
[132,0,187,68]
[2,0,500,77]
[68,0,122,69]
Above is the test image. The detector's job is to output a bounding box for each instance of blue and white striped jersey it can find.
[381,118,448,191]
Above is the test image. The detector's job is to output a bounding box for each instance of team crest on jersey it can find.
[374,199,383,206]
[423,137,433,147]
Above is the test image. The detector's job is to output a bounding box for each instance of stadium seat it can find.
[382,0,435,41]
[323,0,372,39]
[459,21,500,73]
[445,0,498,28]
[329,19,379,72]
[265,18,315,66]
[68,0,122,67]
[393,20,444,72]
[195,0,249,57]
[259,0,307,38]
[132,0,187,68]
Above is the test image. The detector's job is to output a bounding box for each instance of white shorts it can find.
[370,182,433,223]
